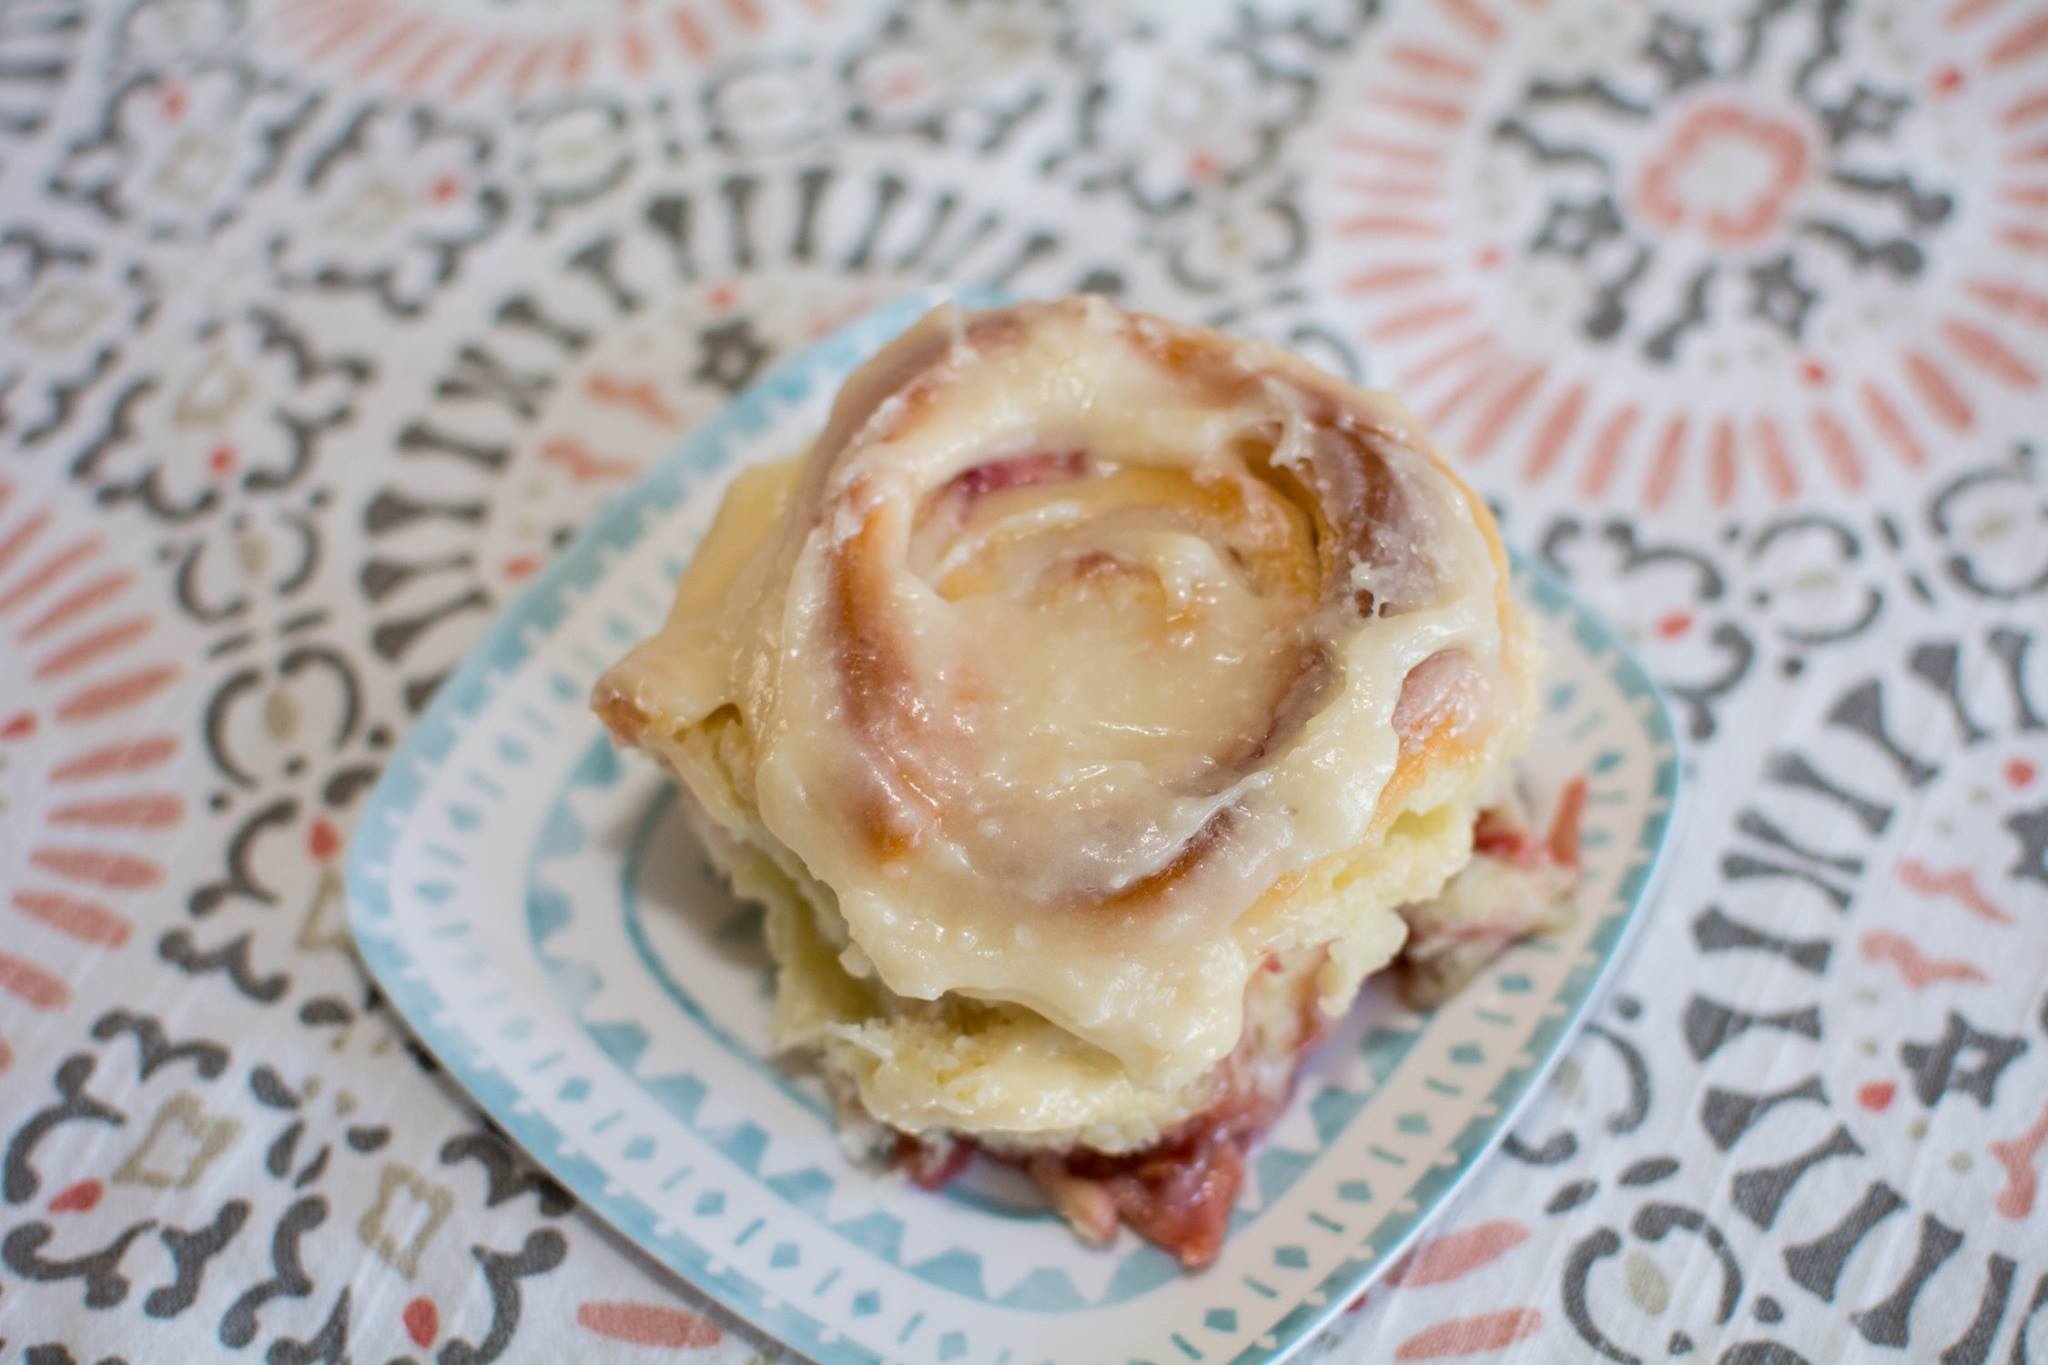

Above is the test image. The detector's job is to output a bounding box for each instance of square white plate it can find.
[348,289,1680,1365]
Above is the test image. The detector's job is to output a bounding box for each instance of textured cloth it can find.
[0,2,2044,1361]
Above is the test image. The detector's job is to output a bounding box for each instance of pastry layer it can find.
[675,765,1476,1151]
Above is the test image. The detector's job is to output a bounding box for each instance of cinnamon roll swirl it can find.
[595,298,1568,1265]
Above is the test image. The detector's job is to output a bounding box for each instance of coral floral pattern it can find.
[0,480,192,1071]
[0,1,2043,1361]
[261,0,846,106]
[1312,0,2048,514]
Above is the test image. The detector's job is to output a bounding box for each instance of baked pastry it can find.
[594,297,1576,1265]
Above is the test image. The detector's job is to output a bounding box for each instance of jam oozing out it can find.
[932,448,1088,507]
[897,947,1333,1268]
[892,787,1583,1266]
[1471,776,1587,870]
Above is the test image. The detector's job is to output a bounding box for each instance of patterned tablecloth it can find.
[2,1,2045,1361]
